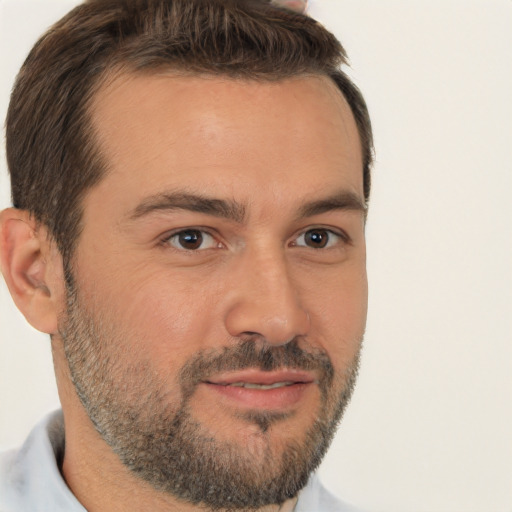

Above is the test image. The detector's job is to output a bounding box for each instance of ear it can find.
[0,208,64,334]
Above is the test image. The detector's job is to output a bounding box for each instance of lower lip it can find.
[202,382,311,410]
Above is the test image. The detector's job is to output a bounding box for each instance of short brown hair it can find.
[6,0,373,262]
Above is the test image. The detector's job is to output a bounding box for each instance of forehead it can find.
[87,72,363,211]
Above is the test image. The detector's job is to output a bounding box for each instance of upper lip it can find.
[204,369,317,386]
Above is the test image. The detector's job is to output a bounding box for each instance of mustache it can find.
[179,338,334,399]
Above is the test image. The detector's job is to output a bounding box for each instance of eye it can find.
[293,228,344,249]
[165,229,219,251]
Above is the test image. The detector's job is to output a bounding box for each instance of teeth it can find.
[228,381,294,390]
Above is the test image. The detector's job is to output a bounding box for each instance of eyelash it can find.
[160,226,350,252]
[291,228,349,250]
[161,228,221,252]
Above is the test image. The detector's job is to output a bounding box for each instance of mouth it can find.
[217,381,296,390]
[201,369,317,410]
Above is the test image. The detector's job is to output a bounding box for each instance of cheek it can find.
[88,264,226,364]
[307,264,367,366]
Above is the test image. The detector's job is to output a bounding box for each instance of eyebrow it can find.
[128,192,247,223]
[127,189,367,224]
[297,191,367,218]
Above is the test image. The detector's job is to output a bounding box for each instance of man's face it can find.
[59,73,367,508]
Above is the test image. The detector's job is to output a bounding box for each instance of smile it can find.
[220,381,296,389]
[200,370,317,410]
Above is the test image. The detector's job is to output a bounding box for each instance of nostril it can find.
[242,331,260,337]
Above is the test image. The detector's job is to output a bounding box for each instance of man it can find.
[0,0,373,510]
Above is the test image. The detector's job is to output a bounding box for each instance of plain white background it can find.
[1,1,511,511]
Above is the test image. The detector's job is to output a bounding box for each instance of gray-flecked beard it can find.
[59,272,361,511]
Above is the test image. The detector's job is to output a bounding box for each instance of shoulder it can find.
[0,436,34,511]
[295,474,365,512]
[0,410,85,512]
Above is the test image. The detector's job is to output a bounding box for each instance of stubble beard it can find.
[59,274,362,511]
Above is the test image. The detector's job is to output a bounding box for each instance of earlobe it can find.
[0,208,62,334]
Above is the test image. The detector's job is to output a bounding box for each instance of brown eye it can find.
[294,228,343,249]
[167,229,217,251]
[304,229,329,248]
[178,230,203,249]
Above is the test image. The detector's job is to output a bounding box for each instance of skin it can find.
[0,73,367,511]
[272,0,308,13]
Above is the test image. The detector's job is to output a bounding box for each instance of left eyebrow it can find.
[297,191,367,219]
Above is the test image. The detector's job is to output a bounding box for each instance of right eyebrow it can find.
[127,192,247,224]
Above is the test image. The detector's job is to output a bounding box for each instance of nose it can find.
[224,249,310,346]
